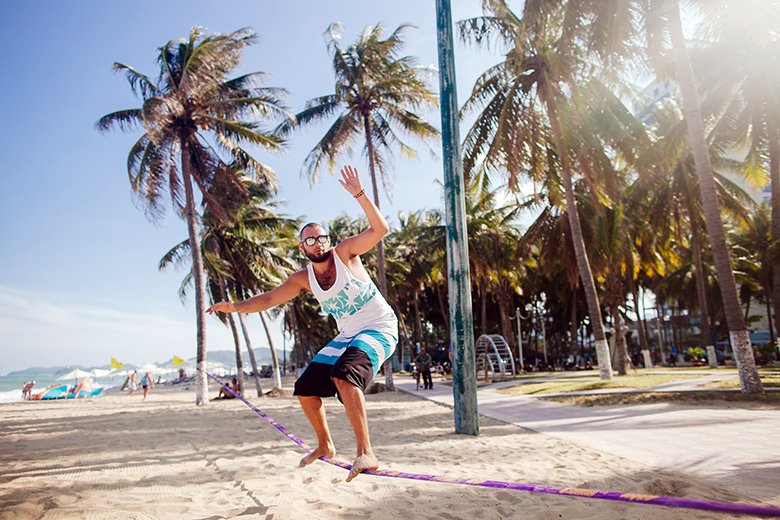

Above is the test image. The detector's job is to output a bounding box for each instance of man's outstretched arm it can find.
[206,270,308,315]
[337,165,390,257]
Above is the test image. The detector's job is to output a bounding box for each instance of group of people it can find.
[20,380,36,400]
[124,370,154,399]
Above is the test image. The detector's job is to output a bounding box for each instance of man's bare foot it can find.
[346,453,379,482]
[299,444,335,468]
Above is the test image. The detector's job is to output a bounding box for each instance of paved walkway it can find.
[395,373,780,502]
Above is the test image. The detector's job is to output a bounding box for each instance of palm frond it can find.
[95,108,143,133]
[112,63,158,99]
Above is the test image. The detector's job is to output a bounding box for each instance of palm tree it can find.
[548,0,765,390]
[460,1,615,379]
[162,177,300,395]
[277,23,440,390]
[695,1,780,347]
[662,1,763,392]
[98,27,288,404]
[384,210,439,360]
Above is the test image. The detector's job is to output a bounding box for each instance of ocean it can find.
[0,372,121,404]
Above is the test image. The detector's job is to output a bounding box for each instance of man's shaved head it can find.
[299,222,326,240]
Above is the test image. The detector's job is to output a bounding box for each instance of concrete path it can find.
[395,374,780,502]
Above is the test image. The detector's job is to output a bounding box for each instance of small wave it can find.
[0,389,22,404]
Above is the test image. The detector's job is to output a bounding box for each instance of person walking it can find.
[414,347,433,390]
[208,165,397,482]
[140,371,154,400]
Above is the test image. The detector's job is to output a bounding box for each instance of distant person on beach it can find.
[208,165,397,482]
[128,371,138,395]
[140,371,154,400]
[414,348,433,390]
[21,381,35,400]
[213,377,238,400]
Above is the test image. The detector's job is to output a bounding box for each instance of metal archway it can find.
[475,334,516,381]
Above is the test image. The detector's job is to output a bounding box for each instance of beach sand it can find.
[0,382,770,519]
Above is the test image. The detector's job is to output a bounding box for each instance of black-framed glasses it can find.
[301,235,330,247]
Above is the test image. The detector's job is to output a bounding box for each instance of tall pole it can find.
[436,0,478,435]
[511,307,526,372]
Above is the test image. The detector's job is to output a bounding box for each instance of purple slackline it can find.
[205,372,780,517]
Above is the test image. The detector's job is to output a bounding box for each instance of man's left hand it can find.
[338,165,364,197]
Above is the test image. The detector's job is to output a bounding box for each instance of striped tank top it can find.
[307,250,397,338]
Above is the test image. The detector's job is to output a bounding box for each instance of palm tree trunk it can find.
[570,300,579,353]
[540,87,612,380]
[225,312,245,394]
[480,286,488,334]
[497,290,513,355]
[259,312,283,391]
[690,216,717,367]
[217,280,245,394]
[363,113,395,391]
[391,302,412,368]
[666,0,762,392]
[765,291,776,348]
[768,117,780,349]
[237,313,263,397]
[181,141,209,405]
[631,281,649,352]
[413,291,423,348]
[612,306,631,375]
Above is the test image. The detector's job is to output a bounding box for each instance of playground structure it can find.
[475,334,516,381]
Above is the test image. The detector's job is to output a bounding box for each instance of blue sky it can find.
[0,1,500,374]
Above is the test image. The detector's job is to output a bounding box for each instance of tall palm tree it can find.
[460,1,615,379]
[663,1,763,392]
[550,0,765,390]
[277,23,440,390]
[98,27,288,404]
[695,1,780,346]
[161,177,300,395]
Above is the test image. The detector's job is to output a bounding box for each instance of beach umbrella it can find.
[137,363,163,374]
[57,368,93,381]
[201,361,229,377]
[90,368,111,378]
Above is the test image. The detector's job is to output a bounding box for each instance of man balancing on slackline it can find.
[207,165,397,482]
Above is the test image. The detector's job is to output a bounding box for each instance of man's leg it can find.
[332,377,378,482]
[297,395,336,467]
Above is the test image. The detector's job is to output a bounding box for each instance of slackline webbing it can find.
[205,372,780,517]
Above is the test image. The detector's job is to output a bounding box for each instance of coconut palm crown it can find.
[97,26,289,404]
[277,22,440,390]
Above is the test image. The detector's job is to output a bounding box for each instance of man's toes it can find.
[346,467,361,482]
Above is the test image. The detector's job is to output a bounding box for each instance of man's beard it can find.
[306,249,332,264]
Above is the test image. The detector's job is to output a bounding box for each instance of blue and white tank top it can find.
[307,251,397,338]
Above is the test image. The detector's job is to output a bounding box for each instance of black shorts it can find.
[294,347,374,402]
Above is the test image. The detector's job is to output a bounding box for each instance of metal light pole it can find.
[436,0,478,436]
[510,306,530,373]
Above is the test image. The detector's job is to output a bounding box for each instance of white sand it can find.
[0,383,769,519]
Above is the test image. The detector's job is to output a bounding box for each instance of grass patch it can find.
[541,391,780,409]
[497,374,700,396]
[702,373,780,390]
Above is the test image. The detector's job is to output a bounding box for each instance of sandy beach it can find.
[0,380,773,520]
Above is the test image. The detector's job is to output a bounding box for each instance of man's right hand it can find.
[206,301,235,315]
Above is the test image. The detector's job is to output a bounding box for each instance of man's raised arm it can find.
[337,165,390,257]
[206,270,308,315]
